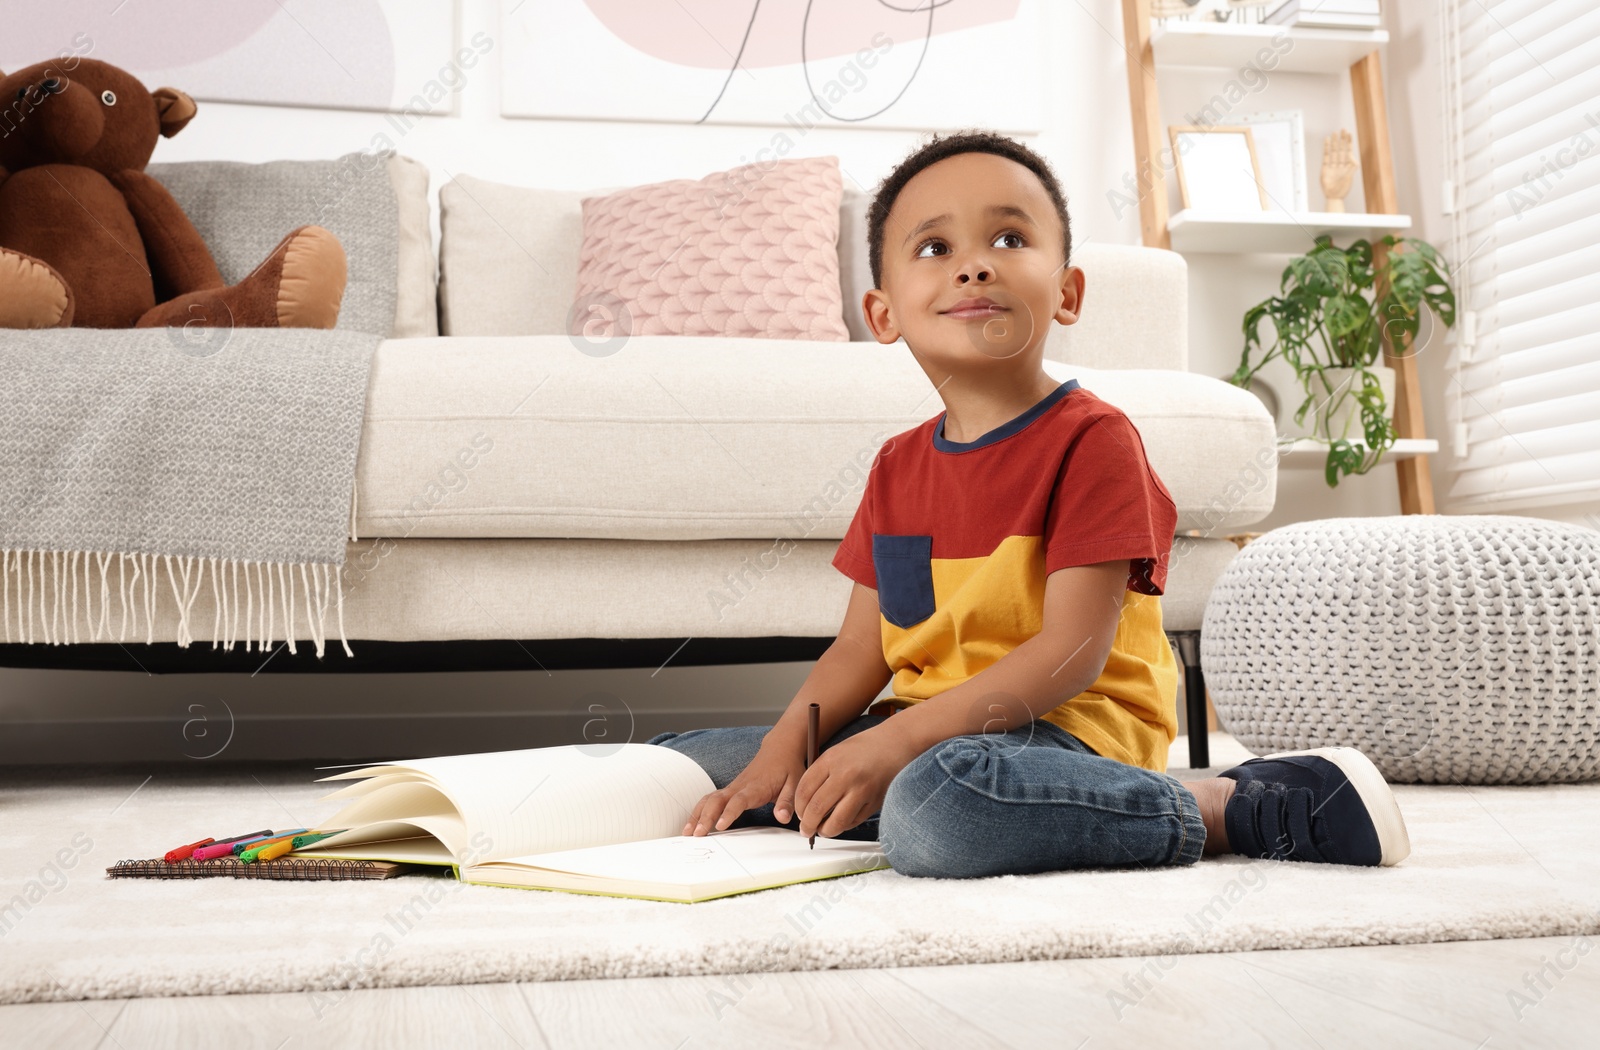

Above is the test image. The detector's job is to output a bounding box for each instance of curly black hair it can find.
[866,129,1071,291]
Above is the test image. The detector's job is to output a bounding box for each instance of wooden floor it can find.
[4,934,1592,1048]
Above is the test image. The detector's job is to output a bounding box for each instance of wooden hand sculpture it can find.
[1321,129,1358,213]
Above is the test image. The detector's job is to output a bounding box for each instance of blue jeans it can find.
[646,714,1207,878]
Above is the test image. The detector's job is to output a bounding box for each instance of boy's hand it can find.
[682,743,807,836]
[794,725,925,840]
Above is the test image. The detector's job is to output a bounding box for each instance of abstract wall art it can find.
[0,1,463,115]
[499,0,1045,132]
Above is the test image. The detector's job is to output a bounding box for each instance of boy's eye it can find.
[914,231,1026,258]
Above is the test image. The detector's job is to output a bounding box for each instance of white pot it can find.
[1293,365,1396,444]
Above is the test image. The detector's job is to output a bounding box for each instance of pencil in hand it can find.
[807,702,818,849]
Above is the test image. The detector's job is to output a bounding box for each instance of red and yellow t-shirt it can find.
[831,378,1181,772]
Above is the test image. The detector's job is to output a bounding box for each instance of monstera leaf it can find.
[1231,234,1457,488]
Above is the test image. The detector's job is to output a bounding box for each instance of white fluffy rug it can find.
[2,733,1597,1005]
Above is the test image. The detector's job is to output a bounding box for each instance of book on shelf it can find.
[1267,0,1381,14]
[1266,0,1382,28]
[291,743,891,904]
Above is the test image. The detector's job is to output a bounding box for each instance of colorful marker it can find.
[213,828,275,845]
[192,840,250,862]
[237,833,303,863]
[242,839,297,864]
[231,829,308,856]
[164,838,215,863]
[290,830,346,850]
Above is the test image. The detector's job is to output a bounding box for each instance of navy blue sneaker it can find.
[1218,747,1411,866]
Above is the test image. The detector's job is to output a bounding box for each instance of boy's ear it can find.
[1054,265,1086,327]
[862,288,901,344]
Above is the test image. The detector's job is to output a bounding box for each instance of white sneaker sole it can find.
[1258,746,1413,866]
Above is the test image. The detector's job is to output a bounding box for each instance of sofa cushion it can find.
[148,150,423,338]
[352,336,1275,541]
[838,185,874,342]
[572,154,849,342]
[387,155,439,339]
[1049,243,1189,372]
[438,177,594,338]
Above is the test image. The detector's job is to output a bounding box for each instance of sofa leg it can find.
[1169,630,1210,769]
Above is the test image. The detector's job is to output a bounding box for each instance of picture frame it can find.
[1234,110,1308,212]
[498,0,1046,132]
[1168,125,1269,212]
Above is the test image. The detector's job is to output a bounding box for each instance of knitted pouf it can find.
[1201,515,1600,784]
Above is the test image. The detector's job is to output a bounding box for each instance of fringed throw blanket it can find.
[1,328,380,658]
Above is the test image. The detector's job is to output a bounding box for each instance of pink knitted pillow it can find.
[571,155,849,342]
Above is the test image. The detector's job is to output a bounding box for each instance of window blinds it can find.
[1442,0,1600,512]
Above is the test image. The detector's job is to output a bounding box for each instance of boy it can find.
[648,131,1411,876]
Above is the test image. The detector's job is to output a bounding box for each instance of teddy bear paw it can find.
[133,225,349,331]
[0,249,75,328]
[273,225,348,329]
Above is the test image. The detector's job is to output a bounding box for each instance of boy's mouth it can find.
[940,296,1007,319]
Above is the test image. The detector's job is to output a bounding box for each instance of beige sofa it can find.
[17,169,1281,768]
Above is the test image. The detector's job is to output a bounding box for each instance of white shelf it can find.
[1279,438,1437,469]
[1167,209,1411,253]
[1150,20,1388,74]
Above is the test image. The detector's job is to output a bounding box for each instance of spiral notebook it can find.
[106,856,414,880]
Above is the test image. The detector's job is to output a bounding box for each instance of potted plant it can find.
[1229,234,1456,487]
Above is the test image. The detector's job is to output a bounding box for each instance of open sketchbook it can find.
[293,743,890,903]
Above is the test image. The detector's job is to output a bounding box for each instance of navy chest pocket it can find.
[871,533,936,628]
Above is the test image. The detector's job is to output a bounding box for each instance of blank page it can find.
[311,743,716,862]
[476,826,886,887]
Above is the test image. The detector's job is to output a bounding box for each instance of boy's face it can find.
[863,152,1084,366]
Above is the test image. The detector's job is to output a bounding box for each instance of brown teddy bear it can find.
[0,57,347,330]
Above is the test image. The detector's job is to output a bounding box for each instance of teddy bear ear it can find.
[152,87,197,138]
